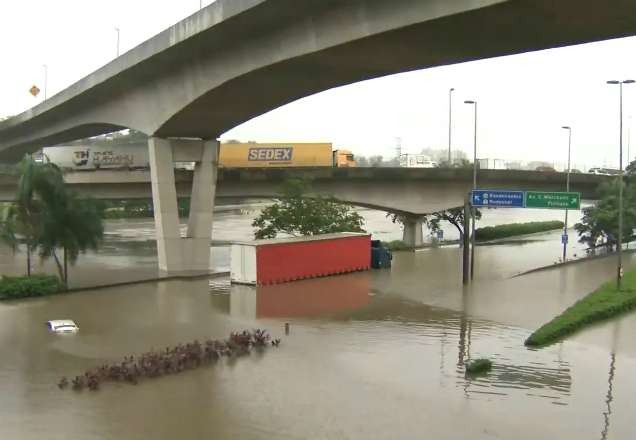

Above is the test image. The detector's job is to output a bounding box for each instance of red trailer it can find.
[230,232,371,285]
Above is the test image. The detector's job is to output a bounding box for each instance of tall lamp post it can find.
[42,64,48,100]
[448,88,454,164]
[115,27,120,57]
[465,100,478,280]
[607,79,635,290]
[561,126,572,262]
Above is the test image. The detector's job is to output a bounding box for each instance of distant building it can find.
[399,153,438,168]
[478,158,506,170]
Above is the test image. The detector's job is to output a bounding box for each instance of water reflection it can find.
[211,274,370,319]
[600,353,616,440]
[210,274,574,403]
[599,321,620,440]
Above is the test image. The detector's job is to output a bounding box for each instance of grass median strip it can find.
[525,268,636,347]
[475,221,564,241]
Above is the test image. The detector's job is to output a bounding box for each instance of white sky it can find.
[2,1,636,170]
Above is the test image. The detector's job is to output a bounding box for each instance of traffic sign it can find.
[525,191,580,209]
[29,85,40,97]
[561,234,568,244]
[471,190,524,208]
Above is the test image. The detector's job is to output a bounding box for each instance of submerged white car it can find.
[46,320,79,333]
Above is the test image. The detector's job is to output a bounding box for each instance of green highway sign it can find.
[525,191,581,209]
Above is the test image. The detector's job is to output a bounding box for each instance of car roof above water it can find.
[46,320,79,330]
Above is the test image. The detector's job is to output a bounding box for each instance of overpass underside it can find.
[0,0,630,269]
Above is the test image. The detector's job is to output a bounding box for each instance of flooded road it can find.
[1,205,635,439]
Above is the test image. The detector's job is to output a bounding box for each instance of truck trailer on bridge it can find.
[40,142,356,170]
[220,142,355,168]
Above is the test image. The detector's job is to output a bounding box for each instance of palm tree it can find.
[0,155,104,286]
[38,192,103,286]
[0,204,19,254]
[18,155,69,276]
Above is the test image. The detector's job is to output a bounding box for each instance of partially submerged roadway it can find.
[1,0,634,270]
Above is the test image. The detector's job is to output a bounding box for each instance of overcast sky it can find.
[2,1,636,170]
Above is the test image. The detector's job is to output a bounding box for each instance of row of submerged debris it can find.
[58,329,280,391]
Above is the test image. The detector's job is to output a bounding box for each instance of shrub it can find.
[0,275,64,299]
[382,240,412,251]
[475,221,564,241]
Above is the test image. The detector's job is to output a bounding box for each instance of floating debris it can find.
[59,329,278,392]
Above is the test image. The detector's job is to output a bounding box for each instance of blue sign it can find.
[561,234,568,244]
[471,190,525,208]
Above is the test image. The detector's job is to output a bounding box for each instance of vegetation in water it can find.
[0,155,104,287]
[58,329,281,391]
[475,220,564,241]
[381,240,411,251]
[0,275,64,299]
[575,180,636,251]
[525,267,636,347]
[252,178,365,239]
[97,198,191,219]
[465,358,493,374]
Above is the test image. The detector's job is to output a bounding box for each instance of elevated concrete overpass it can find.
[0,167,606,213]
[2,0,634,270]
[0,167,608,247]
[3,0,636,158]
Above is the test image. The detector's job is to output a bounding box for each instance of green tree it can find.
[575,179,636,250]
[37,191,103,286]
[13,156,64,275]
[0,204,19,254]
[252,178,365,239]
[0,155,104,285]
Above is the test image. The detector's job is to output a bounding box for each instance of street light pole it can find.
[115,27,120,57]
[448,88,454,165]
[42,64,48,100]
[465,100,477,280]
[607,79,635,290]
[628,116,632,167]
[561,126,572,262]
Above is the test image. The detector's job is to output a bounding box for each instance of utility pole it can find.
[395,137,402,165]
[42,64,48,100]
[115,27,120,57]
[462,195,471,285]
[628,116,632,167]
[465,100,478,280]
[561,126,572,262]
[606,79,635,290]
[448,88,454,165]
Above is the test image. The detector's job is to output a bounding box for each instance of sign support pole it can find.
[463,194,471,285]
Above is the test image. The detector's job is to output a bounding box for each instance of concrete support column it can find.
[402,216,424,248]
[148,137,218,273]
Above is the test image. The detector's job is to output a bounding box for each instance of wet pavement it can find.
[0,206,635,439]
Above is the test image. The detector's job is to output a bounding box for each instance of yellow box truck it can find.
[220,142,335,168]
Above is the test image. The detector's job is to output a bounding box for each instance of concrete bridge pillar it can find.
[148,137,218,273]
[402,216,424,248]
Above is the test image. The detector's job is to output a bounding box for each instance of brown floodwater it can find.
[1,208,635,439]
